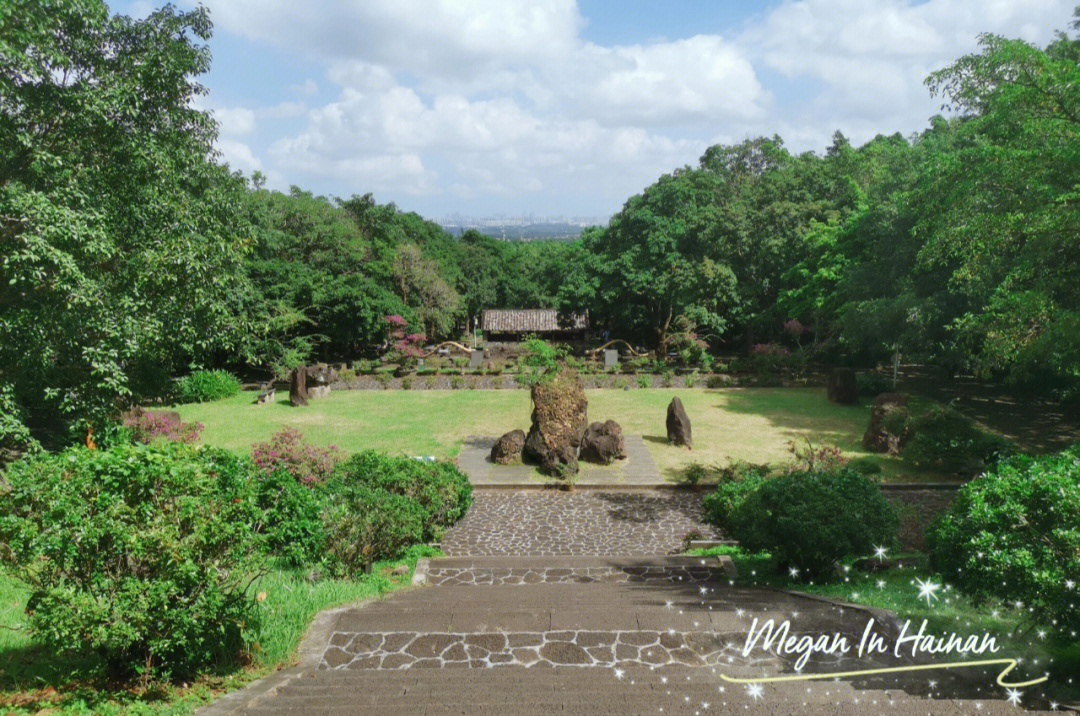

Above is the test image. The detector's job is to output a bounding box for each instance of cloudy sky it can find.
[120,0,1075,218]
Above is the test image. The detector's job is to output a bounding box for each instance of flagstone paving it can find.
[210,556,1058,715]
[439,489,719,556]
[457,434,667,486]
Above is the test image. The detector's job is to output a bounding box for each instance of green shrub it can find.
[322,484,424,576]
[684,372,699,388]
[450,375,466,389]
[333,452,472,541]
[928,446,1080,631]
[723,469,899,578]
[401,376,413,390]
[0,383,39,463]
[904,404,1017,476]
[352,359,375,374]
[857,372,892,397]
[174,369,241,403]
[682,462,709,486]
[706,374,729,389]
[0,442,265,681]
[374,372,393,388]
[614,377,629,390]
[848,456,883,475]
[635,374,651,389]
[254,468,327,568]
[702,465,770,527]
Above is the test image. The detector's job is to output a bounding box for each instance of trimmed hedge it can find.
[707,468,899,579]
[334,451,472,541]
[928,445,1080,630]
[322,483,425,575]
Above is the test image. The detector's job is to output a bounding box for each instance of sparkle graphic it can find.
[1005,688,1022,707]
[746,683,764,701]
[915,577,941,606]
[873,545,889,560]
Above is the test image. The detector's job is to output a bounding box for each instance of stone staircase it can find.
[209,555,1055,715]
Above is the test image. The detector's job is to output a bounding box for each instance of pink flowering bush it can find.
[751,342,790,356]
[124,411,203,444]
[783,318,807,336]
[251,427,343,485]
[785,440,849,473]
[384,314,426,369]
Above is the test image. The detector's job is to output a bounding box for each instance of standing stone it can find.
[827,367,858,404]
[579,420,626,465]
[469,350,484,369]
[666,397,692,449]
[490,429,526,464]
[522,370,588,477]
[290,366,309,407]
[604,349,619,370]
[862,393,911,455]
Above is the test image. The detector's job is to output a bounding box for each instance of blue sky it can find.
[120,1,1075,219]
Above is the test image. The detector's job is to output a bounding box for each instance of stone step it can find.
[237,668,1051,716]
[421,554,734,586]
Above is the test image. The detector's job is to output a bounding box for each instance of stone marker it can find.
[827,367,858,404]
[579,420,626,465]
[490,429,526,464]
[290,366,309,406]
[522,370,588,477]
[469,350,483,368]
[603,349,619,370]
[862,392,910,454]
[309,384,330,400]
[256,384,275,405]
[666,396,692,448]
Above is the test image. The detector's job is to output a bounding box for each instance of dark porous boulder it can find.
[579,420,626,465]
[289,366,309,407]
[521,370,588,477]
[862,392,911,455]
[666,397,692,449]
[827,367,858,404]
[490,429,526,464]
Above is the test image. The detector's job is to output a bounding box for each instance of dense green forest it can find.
[2,2,1080,449]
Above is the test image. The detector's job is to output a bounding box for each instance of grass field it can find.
[175,387,941,481]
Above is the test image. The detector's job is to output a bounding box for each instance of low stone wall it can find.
[880,484,961,551]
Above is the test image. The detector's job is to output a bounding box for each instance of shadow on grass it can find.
[0,640,243,713]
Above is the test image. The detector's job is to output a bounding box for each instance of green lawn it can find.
[175,387,941,481]
[0,547,437,715]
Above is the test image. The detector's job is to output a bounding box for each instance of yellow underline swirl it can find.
[718,658,1048,688]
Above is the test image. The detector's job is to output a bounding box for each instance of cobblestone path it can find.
[440,489,719,556]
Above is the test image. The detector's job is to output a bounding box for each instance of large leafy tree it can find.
[0,2,252,443]
[918,11,1080,392]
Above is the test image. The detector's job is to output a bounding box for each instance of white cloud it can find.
[740,0,1075,144]
[195,0,1077,213]
[211,106,256,136]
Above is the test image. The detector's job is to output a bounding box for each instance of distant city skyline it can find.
[116,1,1076,218]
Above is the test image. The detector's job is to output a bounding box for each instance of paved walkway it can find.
[458,434,668,486]
[439,490,719,555]
[210,556,1057,715]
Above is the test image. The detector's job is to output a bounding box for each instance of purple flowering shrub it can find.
[124,411,203,444]
[251,427,343,485]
